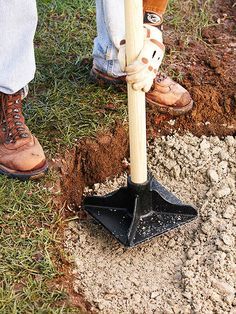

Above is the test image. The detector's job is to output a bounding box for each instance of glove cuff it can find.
[143,11,164,31]
[143,24,163,43]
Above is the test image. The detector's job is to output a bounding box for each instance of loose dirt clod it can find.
[65,133,235,314]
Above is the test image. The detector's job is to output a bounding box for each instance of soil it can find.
[66,134,236,314]
[50,124,129,209]
[147,0,236,138]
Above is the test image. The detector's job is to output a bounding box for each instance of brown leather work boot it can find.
[0,90,48,180]
[146,73,193,116]
[90,67,193,116]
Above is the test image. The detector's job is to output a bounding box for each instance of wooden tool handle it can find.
[125,0,148,184]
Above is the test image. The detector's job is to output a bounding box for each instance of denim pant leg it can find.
[93,0,125,77]
[0,0,38,94]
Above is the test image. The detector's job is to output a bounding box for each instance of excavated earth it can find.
[147,0,235,138]
[65,134,236,314]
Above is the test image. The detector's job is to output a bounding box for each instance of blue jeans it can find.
[0,0,124,94]
[93,0,125,78]
[0,0,38,94]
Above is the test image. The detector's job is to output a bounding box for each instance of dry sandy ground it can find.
[65,133,235,314]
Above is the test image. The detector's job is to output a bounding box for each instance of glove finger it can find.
[132,77,154,91]
[131,74,154,91]
[126,67,149,84]
[127,63,157,83]
[142,77,154,93]
[126,61,146,76]
[132,80,147,91]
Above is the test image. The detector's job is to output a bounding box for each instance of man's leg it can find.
[92,0,193,116]
[0,1,47,180]
[0,0,37,94]
[93,0,125,78]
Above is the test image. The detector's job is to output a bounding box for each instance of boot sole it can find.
[91,68,193,116]
[90,68,127,92]
[146,97,194,117]
[0,162,48,181]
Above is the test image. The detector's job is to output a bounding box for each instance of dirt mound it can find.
[148,0,236,137]
[51,125,129,209]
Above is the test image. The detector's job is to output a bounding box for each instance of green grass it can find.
[0,174,80,313]
[1,0,216,312]
[167,0,214,40]
[1,2,99,312]
[26,0,127,153]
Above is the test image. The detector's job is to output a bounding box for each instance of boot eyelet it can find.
[17,127,25,132]
[20,133,29,138]
[5,138,11,144]
[13,114,20,119]
[15,121,23,126]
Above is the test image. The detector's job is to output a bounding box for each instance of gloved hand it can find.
[118,25,165,92]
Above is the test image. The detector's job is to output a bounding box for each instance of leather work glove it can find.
[118,25,165,92]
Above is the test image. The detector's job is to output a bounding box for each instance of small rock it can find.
[201,222,213,235]
[173,165,181,179]
[219,150,229,160]
[104,293,115,301]
[172,305,182,313]
[221,233,235,246]
[219,161,228,173]
[186,248,195,259]
[98,302,105,310]
[87,271,93,277]
[210,291,222,302]
[183,291,192,300]
[79,234,87,244]
[212,278,235,296]
[130,278,139,287]
[215,186,231,198]
[165,160,177,170]
[225,136,235,147]
[232,298,236,307]
[151,291,159,299]
[168,238,176,248]
[183,270,194,279]
[94,183,100,190]
[207,169,219,183]
[212,146,221,155]
[168,119,176,126]
[225,293,235,304]
[132,293,141,303]
[223,205,235,219]
[200,139,210,151]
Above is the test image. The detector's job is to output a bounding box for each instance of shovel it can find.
[83,0,197,247]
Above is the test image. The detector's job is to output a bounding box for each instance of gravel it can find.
[65,134,236,314]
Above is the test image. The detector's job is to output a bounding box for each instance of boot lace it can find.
[155,72,167,83]
[0,92,30,144]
